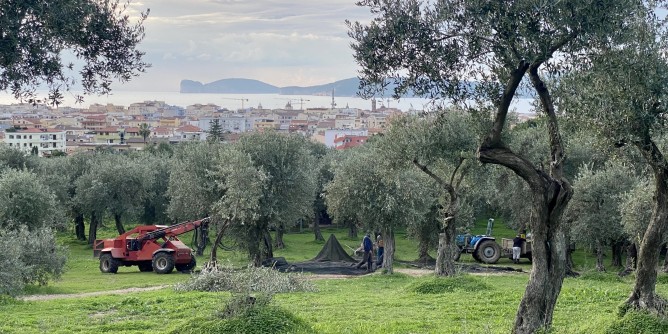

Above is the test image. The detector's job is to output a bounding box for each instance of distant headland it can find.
[180,77,362,97]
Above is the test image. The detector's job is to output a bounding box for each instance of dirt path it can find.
[21,285,170,302]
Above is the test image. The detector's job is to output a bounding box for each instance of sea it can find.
[0,90,536,114]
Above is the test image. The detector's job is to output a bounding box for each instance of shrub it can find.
[176,304,315,334]
[0,227,68,296]
[174,263,316,294]
[606,311,668,334]
[410,274,490,294]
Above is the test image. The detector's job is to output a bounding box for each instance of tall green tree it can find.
[207,119,223,143]
[167,142,223,255]
[348,1,644,331]
[0,0,149,104]
[326,145,433,274]
[138,123,151,145]
[0,169,64,231]
[567,161,637,271]
[225,132,317,264]
[379,111,478,276]
[560,20,668,313]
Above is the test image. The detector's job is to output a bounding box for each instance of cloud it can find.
[117,0,372,91]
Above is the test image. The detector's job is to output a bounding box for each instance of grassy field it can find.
[2,221,668,333]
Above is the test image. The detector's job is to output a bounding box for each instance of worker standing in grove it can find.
[356,233,374,272]
[376,234,385,267]
[512,234,525,264]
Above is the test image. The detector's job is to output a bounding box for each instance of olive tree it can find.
[348,1,644,331]
[0,170,67,295]
[0,227,67,296]
[326,145,434,274]
[568,162,637,271]
[211,148,266,265]
[379,111,478,276]
[167,142,224,255]
[559,19,668,314]
[234,131,318,264]
[0,0,149,104]
[0,169,64,230]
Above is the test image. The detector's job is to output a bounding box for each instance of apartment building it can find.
[3,128,67,156]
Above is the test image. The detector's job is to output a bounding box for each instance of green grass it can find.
[3,221,668,333]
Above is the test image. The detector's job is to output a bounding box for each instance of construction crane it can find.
[274,97,310,110]
[221,97,249,111]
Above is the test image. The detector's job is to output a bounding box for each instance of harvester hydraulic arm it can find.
[139,217,210,241]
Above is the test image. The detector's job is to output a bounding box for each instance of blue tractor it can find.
[455,218,502,264]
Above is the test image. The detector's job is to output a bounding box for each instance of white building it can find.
[323,129,368,148]
[3,128,67,156]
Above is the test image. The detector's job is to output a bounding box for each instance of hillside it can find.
[180,77,362,96]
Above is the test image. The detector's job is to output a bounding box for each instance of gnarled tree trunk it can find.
[195,224,208,256]
[313,211,324,241]
[114,213,125,235]
[87,211,100,245]
[262,228,274,260]
[612,240,624,268]
[381,227,395,274]
[74,212,86,241]
[348,223,358,239]
[435,215,459,276]
[478,62,573,334]
[624,141,668,315]
[274,224,285,249]
[412,158,466,277]
[210,220,229,264]
[596,240,606,272]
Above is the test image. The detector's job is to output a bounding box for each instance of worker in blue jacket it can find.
[355,233,374,272]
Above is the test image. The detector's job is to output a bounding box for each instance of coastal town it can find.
[0,98,411,157]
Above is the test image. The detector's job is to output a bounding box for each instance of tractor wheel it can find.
[152,252,175,274]
[472,250,480,262]
[138,261,153,272]
[476,240,501,264]
[176,257,196,272]
[100,253,119,274]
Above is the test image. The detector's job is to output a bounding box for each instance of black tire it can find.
[472,250,480,262]
[152,252,175,274]
[175,257,196,272]
[476,240,501,264]
[100,253,119,274]
[138,261,153,272]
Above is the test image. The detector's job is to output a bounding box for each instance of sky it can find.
[120,0,372,92]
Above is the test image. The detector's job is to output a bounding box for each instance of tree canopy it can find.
[0,0,149,104]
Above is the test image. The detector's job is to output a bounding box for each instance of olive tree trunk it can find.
[412,158,466,277]
[274,223,285,249]
[624,140,668,315]
[87,211,100,245]
[114,213,125,235]
[596,240,606,272]
[313,211,324,242]
[435,216,459,276]
[612,240,624,268]
[381,227,395,274]
[262,228,274,260]
[74,212,86,241]
[195,224,208,256]
[478,63,572,334]
[348,223,358,239]
[210,220,229,264]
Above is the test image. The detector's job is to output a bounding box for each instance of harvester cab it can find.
[93,217,210,274]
